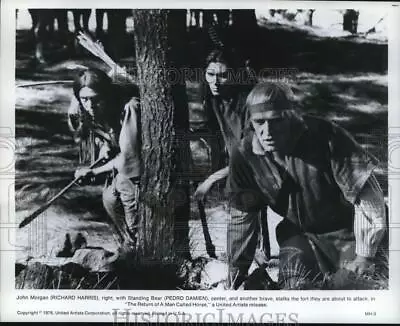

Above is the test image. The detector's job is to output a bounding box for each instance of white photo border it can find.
[1,0,399,323]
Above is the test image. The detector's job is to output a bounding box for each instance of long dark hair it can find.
[202,48,257,131]
[202,48,255,97]
[73,68,113,105]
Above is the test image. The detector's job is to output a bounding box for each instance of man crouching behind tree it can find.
[68,68,142,249]
[227,82,387,289]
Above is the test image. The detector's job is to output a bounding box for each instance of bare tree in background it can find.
[306,9,315,26]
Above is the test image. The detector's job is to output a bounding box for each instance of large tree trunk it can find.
[132,9,190,262]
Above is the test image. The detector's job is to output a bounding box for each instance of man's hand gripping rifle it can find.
[18,155,110,228]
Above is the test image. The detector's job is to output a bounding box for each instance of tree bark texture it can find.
[132,9,190,262]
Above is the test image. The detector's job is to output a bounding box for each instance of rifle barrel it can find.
[18,156,105,228]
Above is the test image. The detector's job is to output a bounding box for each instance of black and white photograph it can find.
[11,5,390,294]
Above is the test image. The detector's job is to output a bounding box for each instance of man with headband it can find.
[227,82,387,289]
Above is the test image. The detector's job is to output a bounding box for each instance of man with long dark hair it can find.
[194,48,271,264]
[68,68,142,248]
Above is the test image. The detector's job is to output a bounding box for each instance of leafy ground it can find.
[15,13,388,289]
